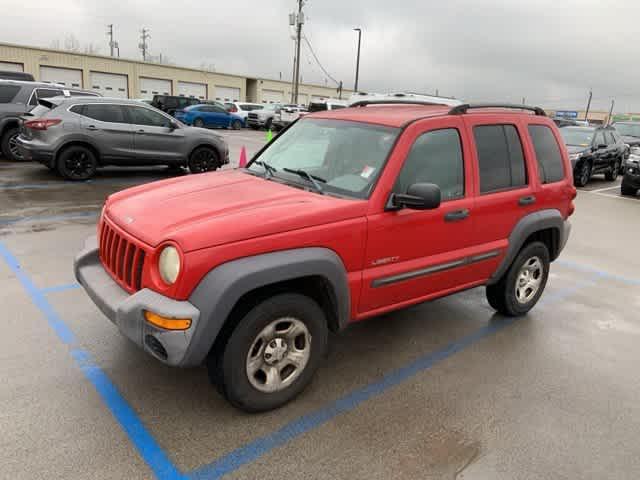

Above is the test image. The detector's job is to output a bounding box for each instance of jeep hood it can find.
[106,170,366,252]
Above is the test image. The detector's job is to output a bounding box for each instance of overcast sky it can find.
[3,0,640,111]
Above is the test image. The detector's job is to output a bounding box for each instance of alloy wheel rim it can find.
[581,164,590,185]
[246,317,311,393]
[8,133,22,159]
[515,256,543,304]
[192,150,213,172]
[65,151,91,178]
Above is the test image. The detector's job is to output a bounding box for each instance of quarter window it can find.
[394,128,464,201]
[83,104,126,123]
[474,125,527,193]
[0,85,20,103]
[127,106,171,127]
[528,125,565,184]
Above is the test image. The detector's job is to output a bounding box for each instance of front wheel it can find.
[209,293,328,412]
[605,158,620,181]
[230,119,243,130]
[193,118,205,128]
[188,146,219,174]
[486,241,550,316]
[56,145,97,180]
[574,160,592,187]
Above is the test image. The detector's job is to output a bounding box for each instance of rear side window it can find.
[528,125,565,184]
[69,104,85,115]
[83,104,126,123]
[474,125,527,193]
[0,85,20,103]
[394,128,464,201]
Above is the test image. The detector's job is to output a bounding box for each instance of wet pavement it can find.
[1,133,640,479]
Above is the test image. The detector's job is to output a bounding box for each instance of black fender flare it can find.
[181,247,350,366]
[488,209,569,284]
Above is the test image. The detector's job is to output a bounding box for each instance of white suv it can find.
[224,102,264,122]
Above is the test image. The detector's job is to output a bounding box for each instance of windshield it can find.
[248,118,399,199]
[613,123,640,138]
[560,127,594,147]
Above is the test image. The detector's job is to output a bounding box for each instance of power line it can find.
[302,34,339,86]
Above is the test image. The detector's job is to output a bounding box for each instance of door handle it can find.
[137,129,146,134]
[85,125,98,131]
[519,195,536,206]
[444,209,470,222]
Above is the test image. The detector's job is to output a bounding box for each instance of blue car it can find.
[174,104,245,130]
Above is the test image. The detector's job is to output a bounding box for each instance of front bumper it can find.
[247,117,265,127]
[16,137,54,165]
[74,236,201,366]
[623,168,640,189]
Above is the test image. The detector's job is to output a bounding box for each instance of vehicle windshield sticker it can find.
[361,166,376,178]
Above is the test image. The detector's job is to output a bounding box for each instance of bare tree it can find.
[199,62,216,72]
[83,43,101,55]
[64,34,81,53]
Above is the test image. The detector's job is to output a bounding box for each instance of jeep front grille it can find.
[99,219,146,293]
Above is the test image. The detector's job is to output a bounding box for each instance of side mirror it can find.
[169,121,179,131]
[391,183,441,210]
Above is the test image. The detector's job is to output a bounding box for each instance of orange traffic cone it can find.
[239,146,247,168]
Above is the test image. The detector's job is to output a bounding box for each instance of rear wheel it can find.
[486,241,550,316]
[264,118,273,131]
[188,146,219,174]
[208,293,328,412]
[1,127,23,161]
[193,118,205,128]
[574,160,592,187]
[621,183,637,196]
[231,119,243,130]
[605,158,620,181]
[56,145,97,181]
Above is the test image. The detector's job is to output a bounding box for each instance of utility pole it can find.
[107,24,114,57]
[584,89,593,122]
[292,0,304,104]
[354,28,362,92]
[139,28,150,61]
[608,99,615,125]
[522,97,526,105]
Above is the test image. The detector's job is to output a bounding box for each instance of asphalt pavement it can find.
[1,130,640,479]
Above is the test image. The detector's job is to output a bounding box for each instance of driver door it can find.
[124,105,185,163]
[359,118,478,314]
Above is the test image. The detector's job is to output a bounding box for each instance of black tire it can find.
[621,183,637,196]
[193,118,205,128]
[574,160,592,187]
[1,127,23,161]
[486,241,550,317]
[231,119,243,130]
[56,145,97,181]
[188,146,219,174]
[250,125,259,130]
[605,158,620,181]
[264,118,273,131]
[209,293,328,412]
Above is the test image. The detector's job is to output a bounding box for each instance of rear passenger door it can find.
[463,118,536,270]
[74,103,135,162]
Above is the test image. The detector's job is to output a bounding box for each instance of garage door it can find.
[215,86,241,102]
[0,62,23,72]
[262,89,284,104]
[178,81,207,100]
[139,77,171,99]
[90,72,128,98]
[40,66,83,88]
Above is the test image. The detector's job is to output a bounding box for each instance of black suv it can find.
[0,80,99,161]
[559,125,626,187]
[151,95,227,116]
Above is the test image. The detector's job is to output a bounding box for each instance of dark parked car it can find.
[151,95,226,116]
[16,97,229,180]
[559,126,626,187]
[621,155,640,196]
[611,121,640,149]
[174,104,245,129]
[0,70,35,81]
[0,80,99,161]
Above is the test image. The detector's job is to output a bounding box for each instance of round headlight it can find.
[158,246,181,285]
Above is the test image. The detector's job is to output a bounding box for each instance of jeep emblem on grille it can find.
[124,216,134,224]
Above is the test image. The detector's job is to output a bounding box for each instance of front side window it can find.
[528,125,565,184]
[83,104,126,123]
[594,131,606,147]
[127,106,171,127]
[474,124,527,193]
[248,118,399,199]
[612,123,640,138]
[394,128,464,201]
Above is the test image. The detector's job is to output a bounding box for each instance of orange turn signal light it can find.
[144,311,191,331]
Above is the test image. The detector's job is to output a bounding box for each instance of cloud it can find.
[2,0,639,111]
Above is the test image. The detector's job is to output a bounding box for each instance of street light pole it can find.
[354,28,362,92]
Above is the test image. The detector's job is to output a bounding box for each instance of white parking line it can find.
[578,189,640,202]
[590,185,621,193]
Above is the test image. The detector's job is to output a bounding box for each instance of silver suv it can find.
[0,80,99,161]
[16,97,229,180]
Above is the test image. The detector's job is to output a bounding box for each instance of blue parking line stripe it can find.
[557,259,640,286]
[40,283,81,294]
[0,242,184,480]
[0,177,156,191]
[0,211,98,226]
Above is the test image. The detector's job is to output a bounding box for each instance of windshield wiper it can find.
[253,160,277,178]
[283,168,326,194]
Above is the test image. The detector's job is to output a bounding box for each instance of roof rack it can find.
[449,103,546,116]
[351,99,448,108]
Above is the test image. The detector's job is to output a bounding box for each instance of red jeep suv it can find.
[75,101,575,412]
